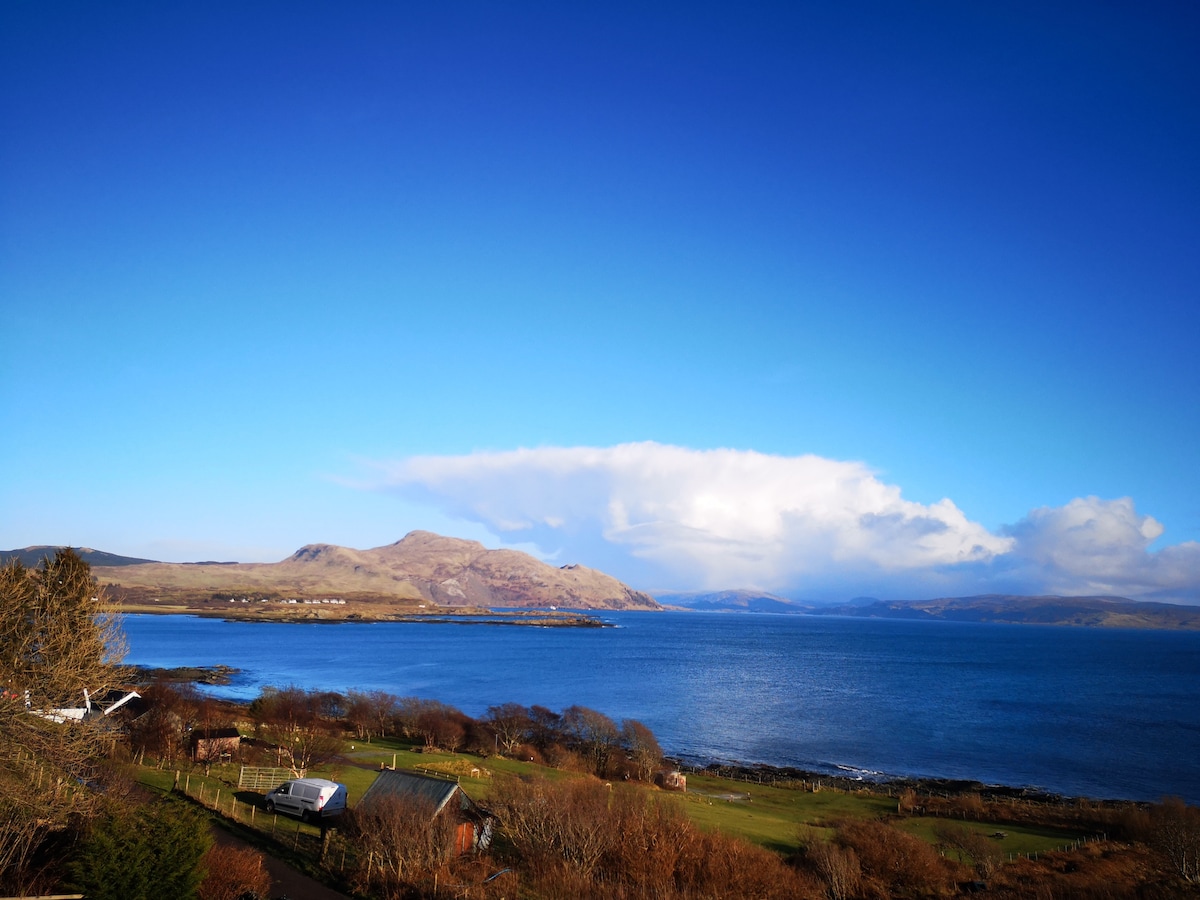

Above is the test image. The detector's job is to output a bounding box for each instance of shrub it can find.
[934,823,1001,880]
[198,843,272,900]
[803,837,862,900]
[344,792,455,899]
[490,775,821,898]
[834,818,955,898]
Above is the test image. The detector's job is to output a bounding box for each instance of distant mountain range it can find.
[809,594,1200,630]
[651,589,1200,629]
[3,545,160,568]
[2,532,660,612]
[653,589,812,614]
[6,541,1199,628]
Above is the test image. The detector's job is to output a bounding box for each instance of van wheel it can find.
[301,809,312,823]
[265,800,275,813]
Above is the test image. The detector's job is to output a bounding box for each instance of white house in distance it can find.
[28,687,141,725]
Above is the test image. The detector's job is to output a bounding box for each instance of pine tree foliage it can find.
[67,798,212,900]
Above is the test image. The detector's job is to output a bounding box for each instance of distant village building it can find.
[358,770,495,855]
[654,769,687,792]
[191,726,242,762]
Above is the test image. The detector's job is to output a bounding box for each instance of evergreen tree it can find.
[67,799,212,900]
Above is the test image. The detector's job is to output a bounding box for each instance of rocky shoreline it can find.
[119,602,609,627]
[125,664,1141,807]
[130,664,241,685]
[674,758,1136,806]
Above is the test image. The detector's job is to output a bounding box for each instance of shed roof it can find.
[192,726,241,740]
[360,770,482,819]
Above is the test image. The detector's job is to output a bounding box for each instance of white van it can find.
[264,777,347,822]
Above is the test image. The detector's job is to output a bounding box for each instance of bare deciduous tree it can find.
[527,704,561,750]
[490,776,617,878]
[620,718,663,782]
[249,686,343,775]
[562,705,620,777]
[485,702,532,755]
[1149,796,1200,883]
[128,679,193,766]
[494,775,819,898]
[935,822,1001,880]
[345,690,375,742]
[0,550,128,895]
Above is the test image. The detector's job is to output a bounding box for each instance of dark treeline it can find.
[129,679,667,785]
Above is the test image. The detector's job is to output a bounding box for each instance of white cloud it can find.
[370,442,1012,593]
[1002,496,1200,601]
[360,444,1200,602]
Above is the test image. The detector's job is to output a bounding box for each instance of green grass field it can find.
[132,734,1087,861]
[895,816,1087,859]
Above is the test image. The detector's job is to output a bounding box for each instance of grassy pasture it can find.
[132,734,1087,862]
[670,775,895,853]
[895,816,1089,859]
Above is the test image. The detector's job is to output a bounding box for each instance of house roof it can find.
[360,770,481,819]
[192,726,241,741]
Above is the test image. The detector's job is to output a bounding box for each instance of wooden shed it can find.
[191,726,242,762]
[359,770,494,855]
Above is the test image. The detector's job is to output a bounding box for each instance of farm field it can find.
[134,734,1089,865]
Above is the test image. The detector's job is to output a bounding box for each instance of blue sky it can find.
[3,2,1198,602]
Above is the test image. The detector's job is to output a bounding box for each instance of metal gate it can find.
[237,766,302,790]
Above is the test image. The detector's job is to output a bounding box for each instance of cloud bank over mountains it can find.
[367,443,1200,603]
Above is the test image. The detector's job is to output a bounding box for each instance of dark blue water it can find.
[120,612,1200,803]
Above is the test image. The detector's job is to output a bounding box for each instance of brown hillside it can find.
[93,531,660,611]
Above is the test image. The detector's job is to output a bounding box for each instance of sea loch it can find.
[120,611,1200,804]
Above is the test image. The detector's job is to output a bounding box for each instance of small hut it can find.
[359,770,494,855]
[654,769,687,792]
[191,726,242,762]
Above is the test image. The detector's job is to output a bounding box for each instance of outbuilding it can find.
[359,770,495,855]
[191,726,242,762]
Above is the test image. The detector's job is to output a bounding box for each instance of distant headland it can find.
[6,537,1199,629]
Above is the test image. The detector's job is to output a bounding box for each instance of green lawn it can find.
[896,816,1088,858]
[664,778,894,853]
[131,740,1086,861]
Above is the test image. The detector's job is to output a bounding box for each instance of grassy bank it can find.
[134,734,1088,863]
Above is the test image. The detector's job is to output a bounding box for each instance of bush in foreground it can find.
[490,775,822,899]
[198,843,273,900]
